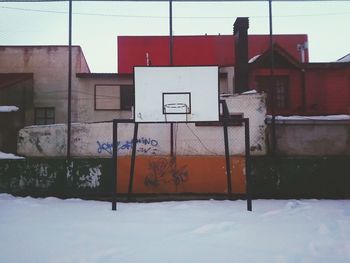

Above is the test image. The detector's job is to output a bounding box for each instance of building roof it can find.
[117,34,309,73]
[0,45,83,49]
[249,43,301,69]
[304,62,350,69]
[337,54,350,63]
[76,73,133,79]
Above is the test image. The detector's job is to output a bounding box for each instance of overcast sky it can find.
[0,1,349,72]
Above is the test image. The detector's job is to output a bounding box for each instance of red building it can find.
[117,33,350,115]
[249,44,350,115]
[118,34,308,74]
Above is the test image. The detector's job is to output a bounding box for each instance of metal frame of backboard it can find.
[111,100,253,212]
[112,65,252,211]
[133,66,220,123]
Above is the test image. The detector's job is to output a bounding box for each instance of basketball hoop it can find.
[163,103,190,122]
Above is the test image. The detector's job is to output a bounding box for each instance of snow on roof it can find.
[267,115,350,121]
[337,54,350,63]
[248,54,261,63]
[0,106,19,112]
[0,151,24,159]
[241,89,258,95]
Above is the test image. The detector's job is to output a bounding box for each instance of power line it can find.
[1,5,349,19]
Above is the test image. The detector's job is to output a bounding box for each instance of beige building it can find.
[0,46,89,124]
[0,46,134,152]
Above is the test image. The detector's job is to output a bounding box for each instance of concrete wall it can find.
[0,46,90,124]
[17,93,267,157]
[226,92,266,153]
[252,156,350,198]
[270,120,350,156]
[116,156,246,194]
[0,158,111,197]
[1,156,349,199]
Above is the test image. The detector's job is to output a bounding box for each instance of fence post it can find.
[112,120,117,211]
[244,118,252,211]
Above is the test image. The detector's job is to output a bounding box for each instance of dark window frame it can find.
[120,85,134,110]
[34,107,55,125]
[94,84,134,111]
[256,75,289,110]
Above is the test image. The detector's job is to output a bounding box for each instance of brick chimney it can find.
[233,17,249,93]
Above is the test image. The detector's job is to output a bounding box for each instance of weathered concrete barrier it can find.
[0,158,112,197]
[17,94,267,157]
[251,156,350,198]
[267,116,350,156]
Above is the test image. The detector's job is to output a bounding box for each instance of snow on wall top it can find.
[267,115,350,121]
[0,151,24,159]
[0,106,19,112]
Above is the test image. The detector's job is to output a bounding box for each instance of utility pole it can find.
[67,0,72,159]
[269,0,276,156]
[169,0,174,157]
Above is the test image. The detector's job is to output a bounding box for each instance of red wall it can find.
[118,34,308,74]
[249,67,304,115]
[250,65,350,115]
[305,67,350,115]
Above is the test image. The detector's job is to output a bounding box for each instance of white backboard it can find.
[134,66,219,122]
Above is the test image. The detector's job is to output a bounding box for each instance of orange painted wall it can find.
[116,156,246,194]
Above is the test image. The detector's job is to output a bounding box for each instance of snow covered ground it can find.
[1,194,350,263]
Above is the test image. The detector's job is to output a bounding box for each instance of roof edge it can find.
[76,73,133,79]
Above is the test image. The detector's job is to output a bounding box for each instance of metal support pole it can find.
[223,120,232,195]
[169,0,175,157]
[112,120,118,211]
[170,123,174,157]
[244,118,252,211]
[169,0,173,65]
[128,123,139,199]
[221,100,232,196]
[67,0,72,159]
[301,68,306,113]
[269,0,276,156]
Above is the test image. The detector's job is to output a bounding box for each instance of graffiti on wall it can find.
[97,137,159,155]
[144,157,188,188]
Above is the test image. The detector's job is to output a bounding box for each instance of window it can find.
[275,79,288,109]
[35,107,55,125]
[256,76,289,109]
[95,85,134,111]
[95,85,119,110]
[120,85,134,110]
